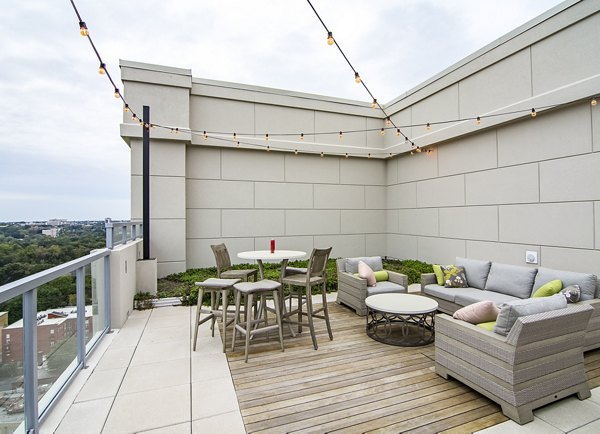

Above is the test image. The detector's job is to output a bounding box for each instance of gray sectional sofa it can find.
[421,257,600,351]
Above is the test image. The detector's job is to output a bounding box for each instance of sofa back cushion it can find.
[344,256,383,274]
[484,263,537,299]
[533,267,597,301]
[494,294,567,336]
[455,257,491,289]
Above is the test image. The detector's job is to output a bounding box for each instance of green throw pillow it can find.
[432,264,444,286]
[532,279,563,298]
[373,270,389,282]
[477,321,496,331]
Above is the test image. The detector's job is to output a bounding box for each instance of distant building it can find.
[47,219,67,226]
[2,307,93,363]
[41,228,60,238]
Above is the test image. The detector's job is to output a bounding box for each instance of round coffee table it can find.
[365,293,438,346]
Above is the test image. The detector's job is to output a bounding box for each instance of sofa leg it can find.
[435,363,449,379]
[501,403,534,425]
[577,384,592,400]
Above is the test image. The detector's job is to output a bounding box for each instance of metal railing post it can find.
[104,255,111,331]
[23,289,39,433]
[105,218,114,249]
[75,267,86,368]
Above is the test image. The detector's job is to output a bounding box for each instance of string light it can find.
[592,97,597,107]
[123,104,129,113]
[345,153,349,158]
[320,151,324,157]
[476,116,481,125]
[294,149,298,155]
[380,128,385,136]
[265,133,269,141]
[354,72,361,83]
[368,153,371,159]
[531,108,537,118]
[396,129,401,137]
[98,63,106,75]
[426,123,431,130]
[233,132,237,140]
[300,133,304,140]
[203,131,208,140]
[114,88,120,98]
[267,145,270,151]
[415,146,422,153]
[175,127,179,134]
[385,117,391,126]
[327,31,334,45]
[79,21,89,36]
[339,131,343,140]
[371,99,377,109]
[236,141,240,147]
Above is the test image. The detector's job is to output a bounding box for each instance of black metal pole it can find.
[142,105,150,260]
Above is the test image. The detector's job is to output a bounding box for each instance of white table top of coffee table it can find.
[365,293,438,315]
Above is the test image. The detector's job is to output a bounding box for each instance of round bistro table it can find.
[237,250,306,280]
[365,293,438,346]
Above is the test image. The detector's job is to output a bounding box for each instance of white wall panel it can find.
[314,185,364,209]
[466,164,539,205]
[187,146,221,179]
[365,186,386,209]
[387,183,417,209]
[187,179,253,209]
[418,237,466,265]
[499,202,594,249]
[540,153,600,202]
[285,210,340,236]
[398,209,439,237]
[341,210,385,234]
[222,210,285,237]
[417,175,465,208]
[366,234,387,256]
[387,234,418,260]
[466,240,540,268]
[186,209,221,239]
[284,154,340,184]
[541,246,600,283]
[438,130,497,177]
[222,149,285,182]
[396,152,438,183]
[439,206,498,241]
[255,182,313,209]
[340,158,386,186]
[314,234,365,259]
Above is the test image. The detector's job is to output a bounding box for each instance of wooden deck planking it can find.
[226,302,600,433]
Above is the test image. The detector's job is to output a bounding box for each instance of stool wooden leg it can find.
[297,291,303,334]
[273,290,284,353]
[193,288,205,351]
[322,283,333,340]
[306,286,317,350]
[261,294,270,343]
[210,291,216,337]
[221,289,228,353]
[232,289,242,351]
[244,293,254,363]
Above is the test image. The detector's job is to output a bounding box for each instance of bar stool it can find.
[232,280,284,363]
[193,277,241,353]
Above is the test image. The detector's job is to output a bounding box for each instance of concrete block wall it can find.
[186,147,387,268]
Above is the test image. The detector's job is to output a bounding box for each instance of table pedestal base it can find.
[366,309,435,346]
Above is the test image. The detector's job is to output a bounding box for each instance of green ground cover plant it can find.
[158,258,433,306]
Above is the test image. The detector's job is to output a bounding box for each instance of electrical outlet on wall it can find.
[525,251,538,264]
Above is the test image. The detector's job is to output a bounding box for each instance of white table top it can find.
[237,250,306,262]
[365,293,438,315]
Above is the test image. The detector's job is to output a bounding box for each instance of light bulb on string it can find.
[114,88,120,98]
[265,133,269,141]
[371,99,377,109]
[396,129,401,137]
[327,31,334,45]
[345,153,349,158]
[426,123,431,131]
[320,152,324,157]
[476,116,481,125]
[79,21,89,36]
[380,128,385,136]
[531,108,537,118]
[236,141,240,147]
[300,133,304,141]
[233,133,237,140]
[416,146,422,153]
[267,146,270,152]
[203,131,208,140]
[294,149,298,155]
[124,104,129,113]
[385,117,391,126]
[339,131,343,140]
[98,63,106,75]
[175,128,179,134]
[368,153,372,159]
[592,97,597,107]
[354,72,361,83]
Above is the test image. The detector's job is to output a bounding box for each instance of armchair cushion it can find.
[494,294,567,336]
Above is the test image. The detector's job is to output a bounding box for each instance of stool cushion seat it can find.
[235,279,281,293]
[196,277,241,288]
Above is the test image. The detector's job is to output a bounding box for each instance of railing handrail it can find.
[104,218,143,249]
[0,248,110,305]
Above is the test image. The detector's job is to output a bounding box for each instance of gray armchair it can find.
[336,257,407,316]
[435,304,593,424]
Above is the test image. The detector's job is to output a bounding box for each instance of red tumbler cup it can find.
[270,239,275,253]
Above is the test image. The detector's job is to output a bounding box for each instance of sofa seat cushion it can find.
[345,256,383,274]
[454,289,520,307]
[366,281,406,296]
[423,284,465,302]
[484,263,537,299]
[456,257,491,290]
[533,267,597,301]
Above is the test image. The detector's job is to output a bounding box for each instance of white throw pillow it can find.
[358,261,376,287]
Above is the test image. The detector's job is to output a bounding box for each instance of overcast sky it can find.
[0,0,565,222]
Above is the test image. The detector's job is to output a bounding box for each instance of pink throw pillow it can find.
[453,301,500,324]
[358,261,376,287]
